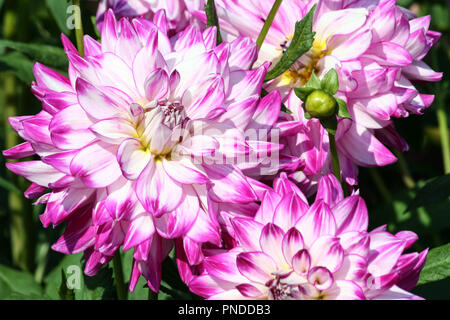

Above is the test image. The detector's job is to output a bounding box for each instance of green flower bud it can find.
[305,89,337,119]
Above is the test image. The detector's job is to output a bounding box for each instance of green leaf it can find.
[336,98,351,119]
[417,243,450,286]
[304,71,321,90]
[0,39,68,69]
[0,0,4,11]
[0,264,43,299]
[0,52,35,83]
[294,87,315,101]
[58,269,75,300]
[321,69,339,95]
[205,0,223,44]
[265,5,316,81]
[320,116,337,135]
[44,254,115,300]
[405,174,450,213]
[45,0,72,35]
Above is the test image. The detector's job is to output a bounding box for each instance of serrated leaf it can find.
[405,174,450,213]
[0,39,68,69]
[336,98,351,119]
[46,0,72,35]
[265,5,316,81]
[320,116,337,135]
[321,69,339,95]
[0,52,35,83]
[417,243,450,286]
[205,0,222,44]
[294,87,315,101]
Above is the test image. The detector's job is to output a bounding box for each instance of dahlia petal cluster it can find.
[190,0,442,191]
[96,0,203,33]
[3,10,286,291]
[187,174,428,300]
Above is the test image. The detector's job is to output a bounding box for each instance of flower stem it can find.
[369,168,392,203]
[329,134,350,196]
[112,253,128,300]
[256,0,283,51]
[73,0,85,56]
[329,134,341,182]
[436,85,450,174]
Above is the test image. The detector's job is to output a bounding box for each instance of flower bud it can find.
[305,90,337,119]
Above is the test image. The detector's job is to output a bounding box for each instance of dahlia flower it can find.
[3,10,286,291]
[96,0,203,33]
[190,0,442,190]
[188,173,428,300]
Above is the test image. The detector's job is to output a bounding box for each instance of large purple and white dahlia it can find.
[187,174,428,300]
[3,10,286,292]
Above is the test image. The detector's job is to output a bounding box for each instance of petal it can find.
[292,249,311,276]
[231,217,264,251]
[273,192,309,231]
[123,213,155,251]
[162,157,209,185]
[308,266,334,291]
[295,200,337,245]
[203,164,257,203]
[6,161,65,187]
[70,142,122,188]
[333,195,368,234]
[236,251,277,284]
[90,117,137,144]
[136,159,183,215]
[144,68,169,101]
[282,228,305,267]
[325,280,365,300]
[117,138,151,180]
[259,223,286,268]
[309,236,344,273]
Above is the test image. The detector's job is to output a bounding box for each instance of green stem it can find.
[432,48,450,174]
[369,168,392,203]
[436,86,450,174]
[329,134,349,196]
[73,0,85,56]
[393,150,415,189]
[256,0,283,50]
[329,134,341,182]
[112,253,127,300]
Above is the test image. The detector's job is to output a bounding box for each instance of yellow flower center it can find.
[279,37,329,87]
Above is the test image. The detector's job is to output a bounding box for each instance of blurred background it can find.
[0,0,448,299]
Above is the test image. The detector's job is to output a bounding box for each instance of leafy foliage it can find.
[406,174,450,213]
[417,243,450,286]
[45,0,72,35]
[265,5,316,81]
[0,39,68,69]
